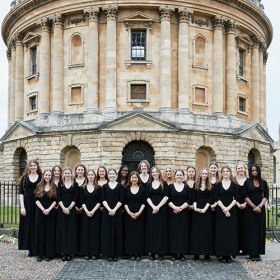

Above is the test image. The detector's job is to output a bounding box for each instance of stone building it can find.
[0,0,274,182]
[273,126,280,187]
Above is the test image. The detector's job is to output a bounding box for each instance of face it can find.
[222,168,231,179]
[76,166,85,177]
[98,168,106,178]
[121,167,129,178]
[210,165,218,175]
[53,167,61,178]
[175,171,184,183]
[64,169,72,180]
[87,171,95,182]
[236,164,245,176]
[187,168,195,179]
[151,168,159,179]
[130,174,139,185]
[140,162,148,172]
[108,170,117,181]
[29,162,38,173]
[251,166,258,177]
[44,171,52,182]
[201,169,208,181]
[165,168,172,178]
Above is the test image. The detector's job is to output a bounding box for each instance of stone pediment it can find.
[1,121,37,142]
[236,34,252,46]
[123,11,154,23]
[22,32,41,44]
[99,113,177,132]
[238,123,273,143]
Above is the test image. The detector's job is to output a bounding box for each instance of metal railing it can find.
[267,185,280,230]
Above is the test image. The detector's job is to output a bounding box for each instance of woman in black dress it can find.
[56,167,79,261]
[96,165,109,187]
[146,166,169,261]
[139,160,150,189]
[215,166,238,263]
[168,169,190,261]
[163,165,175,185]
[101,168,124,261]
[191,168,214,261]
[18,159,42,256]
[52,165,62,187]
[34,169,57,261]
[209,162,219,211]
[123,171,146,261]
[235,162,247,255]
[242,164,268,261]
[117,165,130,186]
[80,169,101,260]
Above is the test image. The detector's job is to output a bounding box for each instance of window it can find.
[31,47,37,75]
[131,31,146,60]
[192,34,208,69]
[68,84,84,105]
[131,84,146,100]
[237,94,248,115]
[69,33,85,68]
[238,50,244,76]
[29,96,37,111]
[192,85,208,106]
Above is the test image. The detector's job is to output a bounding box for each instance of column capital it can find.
[211,15,225,30]
[14,33,24,46]
[8,39,16,51]
[84,7,100,22]
[225,19,238,34]
[251,35,262,48]
[177,7,193,24]
[159,5,175,22]
[49,13,65,28]
[263,53,268,65]
[102,5,118,21]
[36,17,51,32]
[6,49,11,61]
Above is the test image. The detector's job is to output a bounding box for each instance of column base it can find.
[177,108,190,114]
[212,111,224,117]
[103,107,118,113]
[159,107,173,113]
[85,107,99,114]
[52,110,64,115]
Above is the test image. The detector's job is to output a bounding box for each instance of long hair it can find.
[186,166,196,181]
[83,169,99,189]
[117,165,130,186]
[19,159,43,183]
[235,162,248,178]
[96,165,109,181]
[162,165,175,182]
[209,162,220,182]
[62,167,74,185]
[126,171,141,188]
[35,169,57,199]
[52,165,63,181]
[220,165,234,181]
[247,164,264,191]
[74,163,87,178]
[149,166,164,190]
[195,168,212,191]
[138,160,150,172]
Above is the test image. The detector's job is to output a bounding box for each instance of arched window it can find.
[60,146,81,170]
[193,34,208,69]
[19,150,27,177]
[248,151,255,168]
[69,33,84,67]
[195,146,216,172]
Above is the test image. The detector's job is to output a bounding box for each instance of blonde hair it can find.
[162,165,175,183]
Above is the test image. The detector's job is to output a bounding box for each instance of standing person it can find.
[101,168,124,261]
[168,169,190,261]
[52,165,62,187]
[209,162,219,211]
[162,165,175,185]
[243,164,268,261]
[139,160,150,189]
[235,162,247,255]
[123,171,146,261]
[117,165,130,186]
[191,168,214,261]
[146,166,169,261]
[18,159,42,256]
[215,166,238,263]
[56,167,79,261]
[80,169,101,260]
[96,165,109,187]
[34,169,57,261]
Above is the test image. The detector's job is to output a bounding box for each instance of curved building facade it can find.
[0,0,274,181]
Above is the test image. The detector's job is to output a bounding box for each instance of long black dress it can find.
[18,175,42,251]
[191,188,214,255]
[34,191,57,258]
[123,187,146,255]
[101,183,124,257]
[56,181,79,255]
[145,181,169,255]
[215,181,238,258]
[80,186,101,256]
[168,184,191,255]
[242,179,268,256]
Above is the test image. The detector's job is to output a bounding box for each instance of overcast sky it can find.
[0,0,279,140]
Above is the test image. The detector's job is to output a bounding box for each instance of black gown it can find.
[18,175,42,251]
[101,183,124,257]
[168,184,191,254]
[56,181,79,255]
[242,179,268,256]
[145,181,169,255]
[80,186,102,256]
[214,181,238,258]
[123,187,146,255]
[34,191,57,258]
[185,184,195,247]
[191,188,214,255]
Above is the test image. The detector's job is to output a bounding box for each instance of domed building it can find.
[0,0,274,182]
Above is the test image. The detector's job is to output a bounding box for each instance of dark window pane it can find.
[239,97,245,112]
[239,50,244,76]
[31,48,37,75]
[30,97,36,110]
[131,84,146,99]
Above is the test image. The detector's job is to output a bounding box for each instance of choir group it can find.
[18,159,268,264]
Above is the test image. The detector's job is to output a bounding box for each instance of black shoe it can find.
[62,255,66,262]
[227,258,232,263]
[171,254,177,261]
[204,255,212,261]
[256,255,261,261]
[158,255,164,261]
[222,257,227,263]
[179,254,186,261]
[84,255,90,260]
[113,256,118,262]
[136,255,142,261]
[192,255,199,261]
[149,254,155,261]
[130,255,136,261]
[108,257,113,261]
[28,251,33,257]
[91,255,97,260]
[250,255,256,261]
[66,255,72,261]
[37,256,42,262]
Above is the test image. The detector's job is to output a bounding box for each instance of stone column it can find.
[15,34,24,120]
[84,7,100,113]
[102,5,118,113]
[212,16,224,115]
[177,7,193,113]
[159,5,174,112]
[251,35,260,122]
[262,52,268,126]
[49,14,64,113]
[225,20,237,116]
[10,43,16,123]
[37,17,51,115]
[7,49,12,124]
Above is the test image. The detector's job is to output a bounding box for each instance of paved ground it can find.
[1,242,279,280]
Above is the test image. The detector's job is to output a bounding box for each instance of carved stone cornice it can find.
[191,16,209,27]
[263,53,268,65]
[259,40,267,52]
[102,5,118,21]
[159,6,175,22]
[211,15,225,30]
[251,35,261,48]
[225,19,238,34]
[49,14,65,28]
[36,17,50,32]
[177,7,193,24]
[84,7,100,22]
[6,49,11,61]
